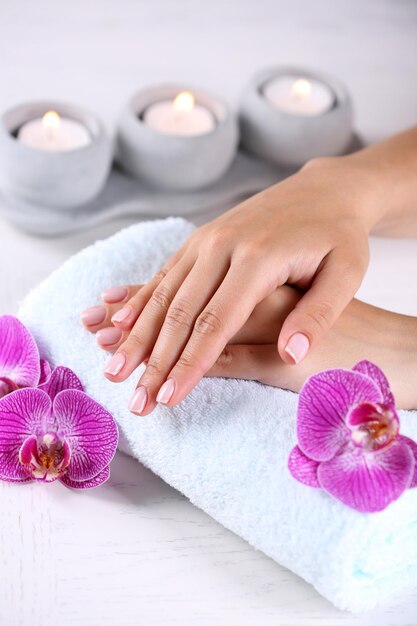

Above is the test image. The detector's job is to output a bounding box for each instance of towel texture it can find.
[18,217,417,612]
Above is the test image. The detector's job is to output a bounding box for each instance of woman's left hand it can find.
[84,283,311,402]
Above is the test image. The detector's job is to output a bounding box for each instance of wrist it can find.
[301,154,387,234]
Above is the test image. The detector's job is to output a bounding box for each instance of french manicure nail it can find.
[129,386,148,415]
[81,306,106,326]
[156,379,175,404]
[102,286,128,303]
[111,305,132,324]
[105,352,126,376]
[96,327,123,346]
[285,333,310,364]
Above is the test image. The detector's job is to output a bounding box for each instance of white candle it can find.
[17,110,91,151]
[263,76,334,116]
[143,91,216,136]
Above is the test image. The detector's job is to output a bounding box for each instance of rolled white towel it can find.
[18,217,417,612]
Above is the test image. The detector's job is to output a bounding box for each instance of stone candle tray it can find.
[0,134,362,237]
[0,151,284,236]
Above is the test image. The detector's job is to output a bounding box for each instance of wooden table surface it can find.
[1,1,417,624]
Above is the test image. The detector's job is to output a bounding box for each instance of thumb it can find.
[278,250,366,364]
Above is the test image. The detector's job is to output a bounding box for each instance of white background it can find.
[0,1,417,624]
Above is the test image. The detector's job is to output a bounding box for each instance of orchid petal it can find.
[400,436,417,488]
[39,359,52,385]
[318,440,414,512]
[39,366,83,401]
[60,465,110,489]
[347,402,392,427]
[19,434,38,465]
[0,389,52,480]
[0,377,19,399]
[0,474,32,483]
[288,445,320,488]
[53,390,118,481]
[0,316,40,387]
[353,360,395,406]
[297,369,383,462]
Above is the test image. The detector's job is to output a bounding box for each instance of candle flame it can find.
[292,78,312,97]
[42,110,61,130]
[173,91,195,113]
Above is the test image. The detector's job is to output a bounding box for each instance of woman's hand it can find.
[103,154,379,415]
[84,279,417,411]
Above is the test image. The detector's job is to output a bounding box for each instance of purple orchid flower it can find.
[288,360,417,513]
[0,315,51,399]
[0,365,118,489]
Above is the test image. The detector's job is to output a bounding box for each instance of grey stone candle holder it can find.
[0,101,112,210]
[239,67,353,169]
[116,84,239,191]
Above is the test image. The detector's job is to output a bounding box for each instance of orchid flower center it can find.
[19,432,71,482]
[348,402,399,452]
[0,377,19,399]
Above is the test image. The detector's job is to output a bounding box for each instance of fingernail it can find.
[96,327,123,346]
[111,305,132,324]
[105,352,126,376]
[102,286,128,303]
[129,386,147,415]
[285,333,310,364]
[81,306,106,326]
[156,379,175,404]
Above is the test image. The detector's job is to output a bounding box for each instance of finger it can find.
[128,257,230,415]
[96,327,129,352]
[278,249,367,364]
[101,286,130,304]
[103,255,195,383]
[111,249,187,330]
[132,283,302,413]
[153,265,269,407]
[81,285,141,331]
[95,281,297,352]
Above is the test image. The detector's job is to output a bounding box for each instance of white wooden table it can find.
[1,1,417,624]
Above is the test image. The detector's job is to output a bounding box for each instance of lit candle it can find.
[263,76,334,116]
[17,110,91,151]
[143,91,216,136]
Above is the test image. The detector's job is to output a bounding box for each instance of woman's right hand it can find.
[103,154,378,414]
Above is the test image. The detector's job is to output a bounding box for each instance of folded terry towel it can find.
[18,217,417,612]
